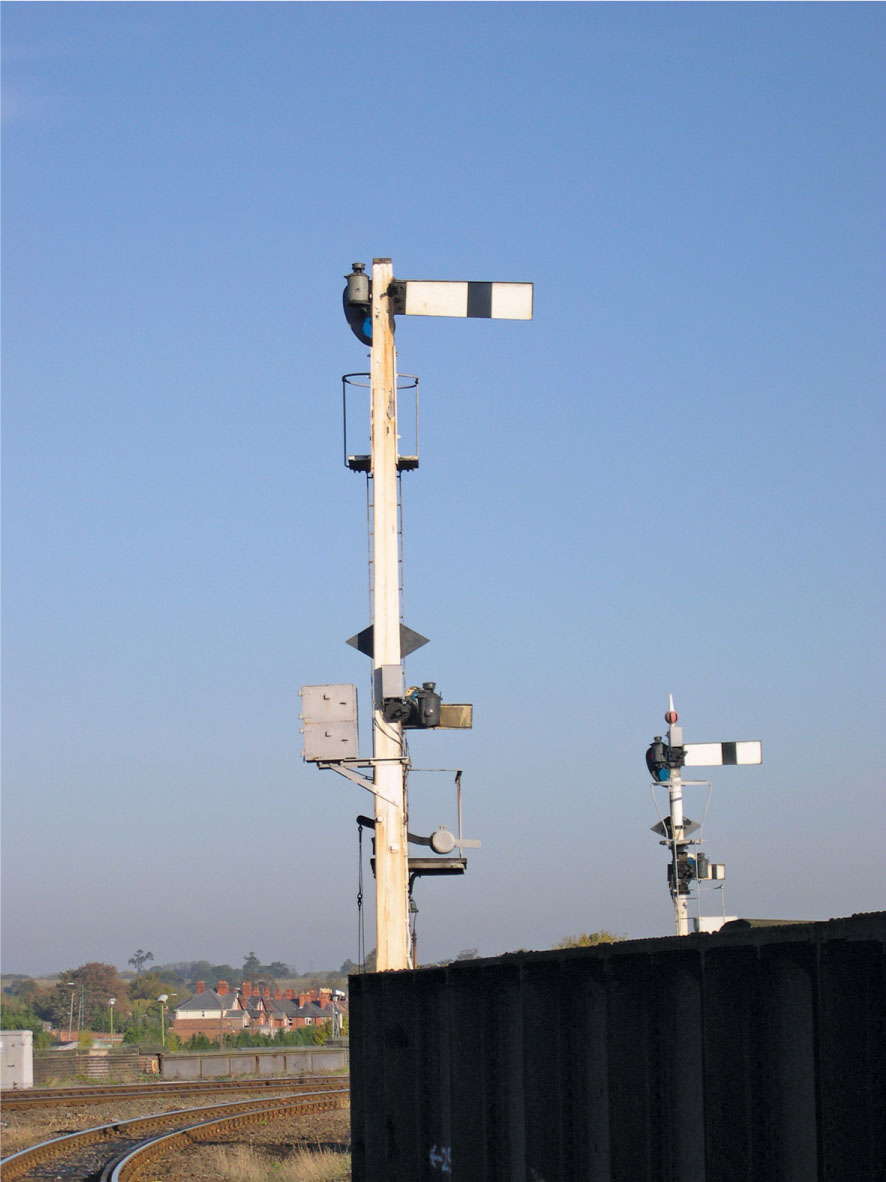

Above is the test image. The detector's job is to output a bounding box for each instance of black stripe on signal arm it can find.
[466,282,493,318]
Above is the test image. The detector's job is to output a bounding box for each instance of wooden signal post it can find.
[369,260,410,971]
[302,258,532,972]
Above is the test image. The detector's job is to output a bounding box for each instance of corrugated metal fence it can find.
[349,912,885,1182]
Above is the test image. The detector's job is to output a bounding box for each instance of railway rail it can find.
[0,1082,349,1181]
[0,1074,346,1110]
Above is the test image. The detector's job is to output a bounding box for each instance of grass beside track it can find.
[201,1144,350,1181]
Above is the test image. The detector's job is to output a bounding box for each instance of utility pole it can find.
[369,259,410,971]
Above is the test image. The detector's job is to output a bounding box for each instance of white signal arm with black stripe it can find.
[396,280,533,320]
[683,741,763,767]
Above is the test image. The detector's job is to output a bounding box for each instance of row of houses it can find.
[171,980,346,1041]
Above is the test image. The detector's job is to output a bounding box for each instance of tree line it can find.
[0,948,352,1050]
[1,935,623,1046]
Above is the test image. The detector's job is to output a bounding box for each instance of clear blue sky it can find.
[2,2,883,976]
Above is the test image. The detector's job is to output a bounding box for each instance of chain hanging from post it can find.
[357,821,366,972]
[409,890,419,968]
[365,475,374,622]
[397,471,406,622]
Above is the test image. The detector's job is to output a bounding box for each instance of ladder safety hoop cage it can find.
[342,372,420,473]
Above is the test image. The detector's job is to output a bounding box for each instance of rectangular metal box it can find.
[1,1029,33,1089]
[300,684,359,761]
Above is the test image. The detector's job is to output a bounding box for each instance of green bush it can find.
[185,1032,217,1050]
[0,998,44,1037]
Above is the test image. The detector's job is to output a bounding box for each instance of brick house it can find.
[172,980,347,1042]
[170,980,248,1041]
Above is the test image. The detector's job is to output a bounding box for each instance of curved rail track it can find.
[0,1074,345,1110]
[0,1081,349,1181]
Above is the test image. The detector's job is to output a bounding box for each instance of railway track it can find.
[0,1082,349,1180]
[0,1074,346,1110]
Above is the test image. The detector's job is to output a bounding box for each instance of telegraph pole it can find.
[369,259,410,971]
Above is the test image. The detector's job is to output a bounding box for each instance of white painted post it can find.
[667,704,690,936]
[668,773,690,936]
[370,258,410,972]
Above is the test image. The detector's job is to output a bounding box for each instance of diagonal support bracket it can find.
[316,758,407,807]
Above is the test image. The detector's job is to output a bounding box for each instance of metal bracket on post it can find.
[316,758,407,807]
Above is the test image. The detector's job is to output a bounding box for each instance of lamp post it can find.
[158,994,168,1048]
[67,981,76,1042]
[108,997,116,1046]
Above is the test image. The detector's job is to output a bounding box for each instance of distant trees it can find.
[38,980,76,1031]
[0,994,46,1040]
[241,954,292,980]
[554,931,624,949]
[0,950,353,1047]
[61,963,131,1030]
[128,971,183,1002]
[1,950,352,1035]
[180,961,239,991]
[128,949,154,976]
[4,977,40,1002]
[122,1003,162,1046]
[28,964,131,1033]
[147,959,300,994]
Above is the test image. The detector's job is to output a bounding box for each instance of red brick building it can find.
[172,980,347,1041]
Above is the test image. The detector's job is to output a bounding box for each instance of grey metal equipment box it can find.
[300,684,359,762]
[374,664,403,702]
[1,1029,33,1089]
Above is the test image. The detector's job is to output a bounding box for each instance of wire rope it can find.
[357,822,365,972]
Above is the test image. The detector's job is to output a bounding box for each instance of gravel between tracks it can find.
[2,1097,194,1157]
[146,1108,351,1181]
[0,1093,351,1168]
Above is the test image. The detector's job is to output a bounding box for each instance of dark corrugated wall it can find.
[349,912,886,1182]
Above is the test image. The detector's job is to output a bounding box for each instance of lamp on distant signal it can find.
[343,262,373,345]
